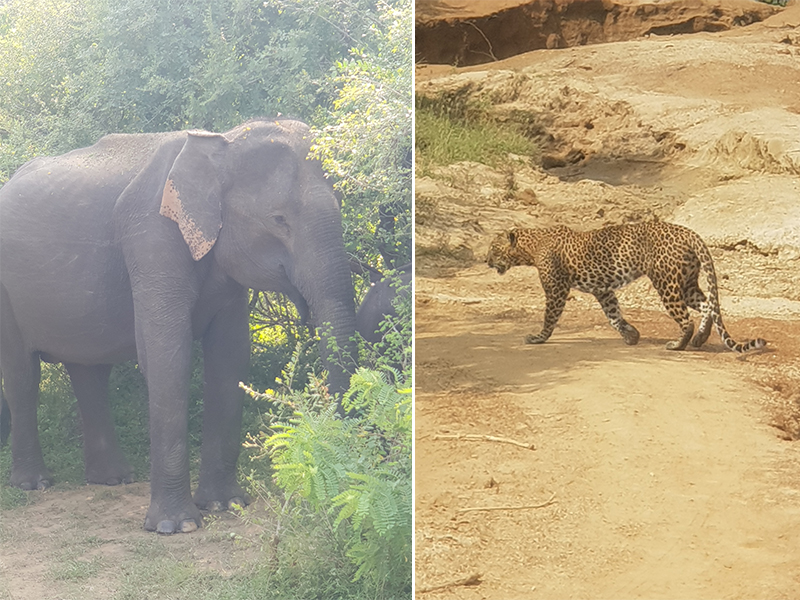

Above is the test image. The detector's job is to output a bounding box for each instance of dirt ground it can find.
[415,2,800,599]
[0,482,269,599]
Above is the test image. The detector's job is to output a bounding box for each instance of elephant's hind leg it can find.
[1,286,51,490]
[0,386,10,447]
[65,363,134,485]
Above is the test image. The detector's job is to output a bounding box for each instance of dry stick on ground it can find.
[433,432,536,450]
[457,492,557,515]
[417,572,483,594]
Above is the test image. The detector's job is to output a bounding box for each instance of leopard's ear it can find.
[508,229,518,247]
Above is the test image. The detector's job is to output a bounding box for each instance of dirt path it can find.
[0,482,265,599]
[415,300,800,598]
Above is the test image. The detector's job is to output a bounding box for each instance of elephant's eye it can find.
[273,215,287,226]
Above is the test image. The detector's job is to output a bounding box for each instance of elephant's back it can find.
[4,131,175,194]
[0,131,186,246]
[0,135,155,364]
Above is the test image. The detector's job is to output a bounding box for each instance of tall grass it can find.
[415,92,540,173]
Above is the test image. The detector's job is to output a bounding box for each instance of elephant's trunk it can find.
[294,201,357,396]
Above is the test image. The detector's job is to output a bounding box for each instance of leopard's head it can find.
[487,230,521,275]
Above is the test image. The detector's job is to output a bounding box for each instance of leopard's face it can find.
[486,232,517,275]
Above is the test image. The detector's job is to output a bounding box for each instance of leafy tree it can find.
[311,0,413,270]
[1,0,410,187]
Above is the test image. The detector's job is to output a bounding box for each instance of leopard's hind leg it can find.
[651,275,694,351]
[680,256,712,348]
[594,290,640,345]
[685,285,712,348]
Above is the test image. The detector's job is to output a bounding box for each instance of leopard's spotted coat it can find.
[487,221,766,353]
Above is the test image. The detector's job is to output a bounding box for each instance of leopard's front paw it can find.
[524,333,548,345]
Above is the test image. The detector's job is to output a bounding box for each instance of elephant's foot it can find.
[85,456,135,486]
[194,480,251,513]
[86,465,135,486]
[10,466,53,491]
[143,500,202,534]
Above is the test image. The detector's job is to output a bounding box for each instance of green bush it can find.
[242,357,411,598]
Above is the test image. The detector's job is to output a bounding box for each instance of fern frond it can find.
[246,362,411,593]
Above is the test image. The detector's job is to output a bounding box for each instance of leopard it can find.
[486,221,766,353]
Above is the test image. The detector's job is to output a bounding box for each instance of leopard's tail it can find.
[692,234,766,353]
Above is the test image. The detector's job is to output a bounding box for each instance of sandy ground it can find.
[415,2,800,599]
[0,482,268,599]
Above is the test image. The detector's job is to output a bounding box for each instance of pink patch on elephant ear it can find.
[160,179,217,261]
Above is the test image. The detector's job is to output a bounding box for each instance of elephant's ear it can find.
[160,131,228,261]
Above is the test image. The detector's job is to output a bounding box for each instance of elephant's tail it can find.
[0,373,9,446]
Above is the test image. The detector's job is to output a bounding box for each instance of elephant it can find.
[0,118,357,534]
[0,385,9,447]
[356,264,412,344]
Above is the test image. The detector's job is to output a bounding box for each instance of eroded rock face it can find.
[415,0,779,66]
[415,1,800,295]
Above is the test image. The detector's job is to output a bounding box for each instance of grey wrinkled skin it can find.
[0,119,357,534]
[0,384,9,447]
[356,264,411,344]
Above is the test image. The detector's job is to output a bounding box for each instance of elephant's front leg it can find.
[193,290,251,512]
[136,313,200,534]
